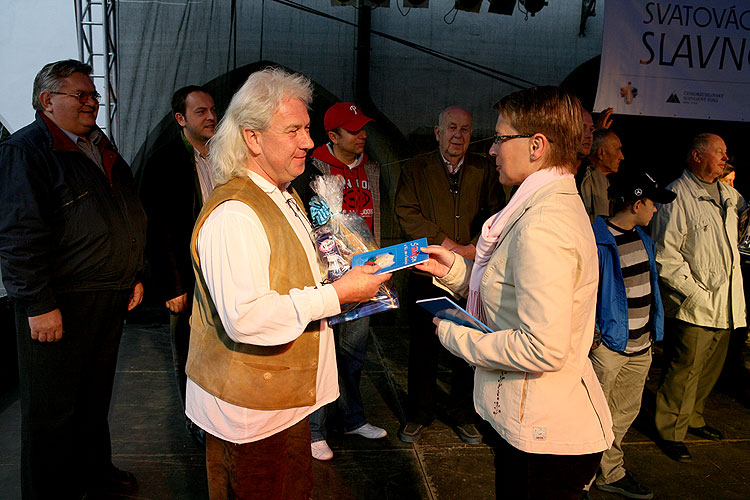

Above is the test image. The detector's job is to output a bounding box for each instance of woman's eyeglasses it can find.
[492,133,554,144]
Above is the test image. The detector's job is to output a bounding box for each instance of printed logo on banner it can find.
[619,82,638,105]
[680,91,725,106]
[666,93,681,103]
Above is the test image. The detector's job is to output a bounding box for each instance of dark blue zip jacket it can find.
[0,113,146,316]
[593,216,664,351]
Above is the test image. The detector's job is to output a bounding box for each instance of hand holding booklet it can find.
[416,296,492,333]
[351,237,428,275]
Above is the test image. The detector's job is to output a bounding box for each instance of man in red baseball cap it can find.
[291,102,386,461]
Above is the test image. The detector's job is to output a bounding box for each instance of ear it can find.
[175,113,187,128]
[39,91,54,113]
[691,148,702,164]
[327,130,339,145]
[434,125,441,142]
[595,146,606,161]
[529,134,547,162]
[632,198,643,213]
[242,128,262,156]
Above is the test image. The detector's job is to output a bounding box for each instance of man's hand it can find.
[166,293,189,314]
[332,265,392,304]
[28,309,63,342]
[450,243,476,261]
[415,245,456,278]
[127,281,144,311]
[595,107,614,129]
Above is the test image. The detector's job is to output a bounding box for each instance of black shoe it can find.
[398,422,424,443]
[91,464,137,493]
[597,471,653,499]
[688,425,723,441]
[659,440,693,462]
[454,423,482,444]
[580,491,592,500]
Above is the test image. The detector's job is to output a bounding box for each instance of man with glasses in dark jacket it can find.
[0,59,146,500]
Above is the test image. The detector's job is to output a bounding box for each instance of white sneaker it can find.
[344,423,387,439]
[311,440,333,461]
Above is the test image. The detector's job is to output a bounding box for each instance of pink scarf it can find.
[466,168,573,321]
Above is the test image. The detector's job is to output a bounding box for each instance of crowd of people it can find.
[0,59,747,500]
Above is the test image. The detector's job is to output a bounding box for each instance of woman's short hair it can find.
[210,67,313,185]
[493,86,583,174]
[32,60,93,112]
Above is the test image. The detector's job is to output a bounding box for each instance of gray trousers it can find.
[655,319,730,441]
[590,345,652,485]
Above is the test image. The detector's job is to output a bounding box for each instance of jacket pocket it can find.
[519,372,529,422]
[681,286,712,320]
[55,190,109,247]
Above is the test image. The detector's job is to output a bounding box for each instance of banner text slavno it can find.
[595,1,750,121]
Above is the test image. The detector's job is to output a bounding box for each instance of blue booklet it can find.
[351,237,428,275]
[416,296,492,333]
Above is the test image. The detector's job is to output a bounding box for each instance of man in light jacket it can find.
[651,133,746,463]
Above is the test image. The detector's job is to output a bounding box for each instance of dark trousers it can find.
[494,435,603,500]
[206,417,313,500]
[406,273,475,425]
[170,306,191,411]
[655,319,731,441]
[310,315,371,441]
[16,289,131,500]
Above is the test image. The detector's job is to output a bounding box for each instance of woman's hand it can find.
[414,245,456,278]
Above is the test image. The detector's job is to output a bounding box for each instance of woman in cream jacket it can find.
[417,87,613,500]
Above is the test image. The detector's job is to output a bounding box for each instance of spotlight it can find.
[489,0,516,15]
[454,0,482,13]
[519,0,547,16]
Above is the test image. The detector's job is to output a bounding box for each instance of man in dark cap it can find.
[587,169,676,499]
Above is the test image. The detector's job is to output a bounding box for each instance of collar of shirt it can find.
[60,127,101,150]
[325,143,364,170]
[247,169,278,194]
[246,170,314,240]
[246,170,300,206]
[440,152,464,175]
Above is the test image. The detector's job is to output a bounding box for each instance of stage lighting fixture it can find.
[403,0,429,7]
[488,0,516,15]
[519,0,547,15]
[454,0,482,13]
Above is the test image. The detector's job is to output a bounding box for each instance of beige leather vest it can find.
[185,176,321,410]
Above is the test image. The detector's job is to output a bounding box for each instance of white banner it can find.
[594,1,750,121]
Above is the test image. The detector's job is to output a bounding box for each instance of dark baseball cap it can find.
[608,170,677,204]
[323,102,374,132]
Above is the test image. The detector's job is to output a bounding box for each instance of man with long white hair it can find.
[184,67,390,499]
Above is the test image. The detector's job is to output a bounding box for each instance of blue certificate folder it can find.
[351,237,428,275]
[416,296,493,333]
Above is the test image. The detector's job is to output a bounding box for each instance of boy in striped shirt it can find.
[588,170,676,499]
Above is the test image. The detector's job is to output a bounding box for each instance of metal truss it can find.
[75,0,119,144]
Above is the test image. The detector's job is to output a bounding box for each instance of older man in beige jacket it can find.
[651,133,746,463]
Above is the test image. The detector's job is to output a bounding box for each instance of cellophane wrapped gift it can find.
[308,174,399,324]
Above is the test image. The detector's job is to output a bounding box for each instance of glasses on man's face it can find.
[492,133,554,144]
[50,90,101,104]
